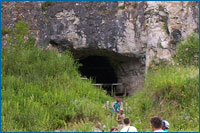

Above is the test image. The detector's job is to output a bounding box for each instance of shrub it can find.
[174,33,199,66]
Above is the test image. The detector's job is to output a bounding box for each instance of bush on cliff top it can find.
[174,33,199,66]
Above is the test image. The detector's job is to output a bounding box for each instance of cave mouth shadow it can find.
[78,55,118,95]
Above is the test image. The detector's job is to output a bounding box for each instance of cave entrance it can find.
[78,56,120,95]
[48,43,145,97]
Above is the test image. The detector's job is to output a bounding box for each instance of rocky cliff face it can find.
[1,1,199,95]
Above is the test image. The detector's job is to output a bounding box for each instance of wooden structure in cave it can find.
[81,78,126,97]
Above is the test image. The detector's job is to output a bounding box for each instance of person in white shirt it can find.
[150,116,165,132]
[120,118,138,132]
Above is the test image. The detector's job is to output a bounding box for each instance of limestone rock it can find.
[1,1,199,95]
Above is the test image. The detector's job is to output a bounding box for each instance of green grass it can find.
[1,27,10,36]
[125,32,199,132]
[1,42,113,131]
[1,21,113,132]
[2,21,199,132]
[125,65,199,132]
[125,34,198,132]
[174,33,199,66]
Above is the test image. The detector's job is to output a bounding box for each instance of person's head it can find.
[162,120,170,130]
[124,118,130,125]
[150,116,162,131]
[110,127,118,132]
[116,98,120,103]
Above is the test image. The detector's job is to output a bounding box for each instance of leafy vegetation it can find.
[124,34,199,132]
[1,21,199,132]
[1,21,113,132]
[125,65,199,132]
[174,33,199,66]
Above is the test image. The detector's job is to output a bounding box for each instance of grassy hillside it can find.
[125,66,199,132]
[124,34,199,132]
[1,21,113,132]
[1,21,199,132]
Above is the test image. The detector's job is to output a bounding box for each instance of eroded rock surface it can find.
[1,1,199,95]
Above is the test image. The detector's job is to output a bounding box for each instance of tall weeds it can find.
[1,21,112,132]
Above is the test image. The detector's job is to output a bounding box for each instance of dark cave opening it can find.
[78,56,118,95]
[79,56,117,83]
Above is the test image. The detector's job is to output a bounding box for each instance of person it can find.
[116,109,125,129]
[150,116,165,132]
[110,98,121,114]
[116,109,125,124]
[162,120,170,132]
[120,118,138,132]
[110,127,118,132]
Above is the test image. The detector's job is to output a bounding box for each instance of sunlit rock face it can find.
[1,1,199,95]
